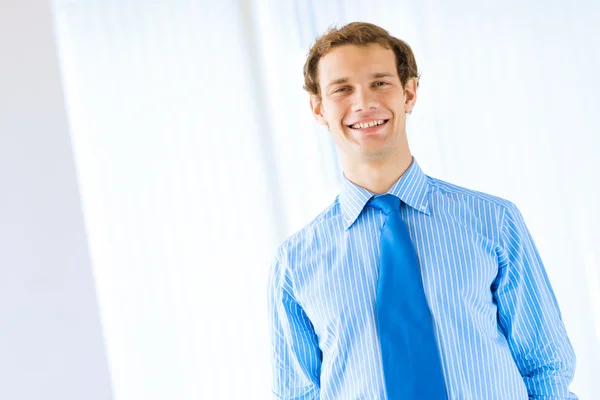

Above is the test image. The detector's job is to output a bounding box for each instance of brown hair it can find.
[303,22,420,101]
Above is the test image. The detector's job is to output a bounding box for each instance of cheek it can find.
[325,110,348,130]
[323,99,349,122]
[387,97,406,121]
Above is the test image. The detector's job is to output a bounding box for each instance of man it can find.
[267,22,576,400]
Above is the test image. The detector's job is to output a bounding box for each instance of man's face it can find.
[310,44,416,164]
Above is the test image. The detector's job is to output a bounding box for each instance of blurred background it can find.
[1,0,599,399]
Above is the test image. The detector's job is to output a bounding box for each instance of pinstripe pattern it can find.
[268,158,577,400]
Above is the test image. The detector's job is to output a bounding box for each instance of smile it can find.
[348,119,389,130]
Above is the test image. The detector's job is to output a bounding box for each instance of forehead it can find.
[318,43,397,86]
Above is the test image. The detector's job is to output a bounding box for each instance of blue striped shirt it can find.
[267,158,577,399]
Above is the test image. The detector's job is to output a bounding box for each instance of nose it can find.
[351,86,379,113]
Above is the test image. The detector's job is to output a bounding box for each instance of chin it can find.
[354,147,387,162]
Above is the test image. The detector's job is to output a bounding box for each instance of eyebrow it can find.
[325,72,396,89]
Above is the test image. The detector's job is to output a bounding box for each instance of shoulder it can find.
[425,175,527,241]
[275,197,342,261]
[269,198,341,292]
[427,175,518,215]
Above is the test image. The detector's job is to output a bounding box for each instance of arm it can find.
[494,202,577,399]
[267,254,321,399]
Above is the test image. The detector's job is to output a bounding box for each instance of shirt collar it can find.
[339,157,431,230]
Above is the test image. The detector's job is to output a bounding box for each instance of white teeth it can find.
[351,119,385,129]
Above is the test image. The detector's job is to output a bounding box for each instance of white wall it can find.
[51,1,277,399]
[0,0,113,399]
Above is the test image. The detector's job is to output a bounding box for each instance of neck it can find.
[342,150,413,195]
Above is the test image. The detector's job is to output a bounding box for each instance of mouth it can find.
[347,119,389,131]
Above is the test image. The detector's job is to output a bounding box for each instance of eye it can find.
[374,81,389,87]
[333,87,350,94]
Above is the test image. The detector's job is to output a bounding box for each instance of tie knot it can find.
[367,194,401,214]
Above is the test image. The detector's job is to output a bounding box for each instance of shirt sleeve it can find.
[494,201,577,399]
[267,253,322,399]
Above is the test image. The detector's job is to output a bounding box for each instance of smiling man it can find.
[267,22,577,400]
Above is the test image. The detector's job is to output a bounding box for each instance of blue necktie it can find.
[367,194,447,399]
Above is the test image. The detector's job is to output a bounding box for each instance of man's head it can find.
[304,22,419,165]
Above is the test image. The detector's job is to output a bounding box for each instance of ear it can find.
[403,77,418,114]
[309,95,328,126]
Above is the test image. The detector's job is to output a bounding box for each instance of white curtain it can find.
[52,0,599,398]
